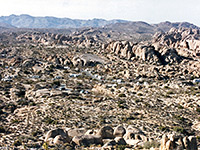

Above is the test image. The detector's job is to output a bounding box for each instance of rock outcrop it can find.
[113,125,126,137]
[105,41,182,65]
[160,134,197,150]
[72,135,103,146]
[153,27,200,53]
[45,128,71,145]
[97,125,115,139]
[104,41,134,59]
[72,54,106,67]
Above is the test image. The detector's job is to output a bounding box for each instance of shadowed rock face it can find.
[153,27,200,52]
[160,134,197,150]
[72,135,103,146]
[104,41,182,65]
[45,128,71,145]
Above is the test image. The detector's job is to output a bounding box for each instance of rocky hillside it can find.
[0,25,200,149]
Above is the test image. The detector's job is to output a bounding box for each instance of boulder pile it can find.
[44,126,198,149]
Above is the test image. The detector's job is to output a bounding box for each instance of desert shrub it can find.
[13,140,22,146]
[116,145,127,150]
[12,119,20,124]
[177,104,184,109]
[43,117,58,125]
[52,80,61,86]
[166,91,174,94]
[0,109,3,114]
[158,126,169,132]
[143,141,160,149]
[117,100,127,109]
[196,107,200,113]
[0,126,6,133]
[173,126,185,134]
[118,93,126,97]
[31,130,42,137]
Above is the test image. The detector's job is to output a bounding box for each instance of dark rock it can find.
[97,125,114,139]
[72,135,102,146]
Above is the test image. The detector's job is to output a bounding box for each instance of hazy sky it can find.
[0,0,200,25]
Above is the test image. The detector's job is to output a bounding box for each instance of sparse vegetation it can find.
[173,126,185,134]
[143,141,160,149]
[0,20,199,149]
[0,126,6,133]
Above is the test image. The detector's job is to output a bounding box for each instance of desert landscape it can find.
[0,14,200,150]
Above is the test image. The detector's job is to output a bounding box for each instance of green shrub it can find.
[0,126,6,133]
[116,145,127,150]
[143,141,160,149]
[173,126,185,134]
[166,91,174,94]
[12,119,20,124]
[53,80,61,86]
[13,140,22,146]
[196,107,200,113]
[43,117,58,125]
[117,100,127,109]
[177,104,184,109]
[118,93,126,97]
[159,126,168,131]
[0,109,3,114]
[42,142,49,150]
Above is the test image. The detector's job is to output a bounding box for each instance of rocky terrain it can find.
[0,23,200,150]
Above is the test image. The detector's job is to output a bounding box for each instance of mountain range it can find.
[0,14,199,31]
[0,14,128,28]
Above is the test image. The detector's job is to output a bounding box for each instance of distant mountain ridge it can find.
[104,21,200,33]
[0,15,199,37]
[0,14,128,28]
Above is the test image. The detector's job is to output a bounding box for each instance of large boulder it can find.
[45,128,71,144]
[102,140,116,149]
[72,54,106,67]
[161,48,182,64]
[133,45,162,64]
[53,135,69,145]
[72,135,102,146]
[114,137,126,145]
[105,41,134,59]
[67,128,87,138]
[113,125,126,137]
[123,126,147,146]
[160,134,197,150]
[121,41,133,59]
[97,125,114,139]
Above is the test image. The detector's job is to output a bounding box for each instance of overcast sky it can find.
[0,0,200,25]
